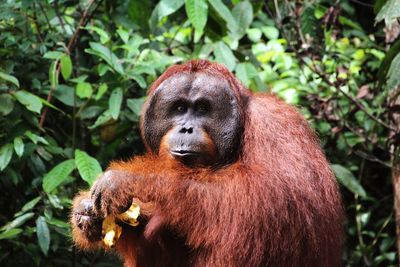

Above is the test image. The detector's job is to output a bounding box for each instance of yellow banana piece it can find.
[102,203,141,248]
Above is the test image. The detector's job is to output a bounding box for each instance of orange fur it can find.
[71,60,344,267]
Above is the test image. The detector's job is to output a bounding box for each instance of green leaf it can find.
[235,62,258,87]
[60,54,72,80]
[117,28,130,44]
[24,131,49,145]
[48,194,63,209]
[128,0,152,32]
[262,26,279,40]
[95,83,108,100]
[185,0,208,37]
[314,5,326,19]
[331,164,367,198]
[76,82,93,99]
[0,94,15,116]
[127,97,147,116]
[208,0,238,37]
[85,25,110,44]
[13,91,43,114]
[75,149,102,186]
[36,216,50,256]
[109,87,123,120]
[375,0,400,26]
[301,7,318,38]
[246,28,262,42]
[1,212,34,231]
[213,41,236,71]
[13,137,24,158]
[0,143,13,171]
[157,0,185,20]
[42,159,76,193]
[232,1,253,38]
[54,85,82,107]
[130,72,147,88]
[0,229,23,240]
[0,71,19,87]
[387,52,400,89]
[21,196,41,212]
[43,51,64,60]
[15,196,42,217]
[378,39,400,85]
[85,42,124,74]
[46,217,70,229]
[88,110,112,129]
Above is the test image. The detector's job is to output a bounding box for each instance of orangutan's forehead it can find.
[154,72,231,99]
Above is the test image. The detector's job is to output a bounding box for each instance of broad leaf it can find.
[36,216,50,256]
[0,94,15,116]
[43,51,64,60]
[60,54,72,80]
[0,143,13,171]
[185,0,208,37]
[88,110,113,129]
[54,85,83,107]
[109,87,123,120]
[42,159,76,193]
[213,41,236,71]
[86,42,124,74]
[1,212,34,231]
[375,0,400,26]
[0,71,19,87]
[0,229,23,240]
[262,26,279,40]
[13,90,43,114]
[21,196,41,212]
[387,52,400,89]
[75,149,102,186]
[128,0,152,32]
[95,83,108,100]
[24,131,49,145]
[331,164,367,198]
[246,28,262,42]
[208,0,238,37]
[232,1,253,38]
[13,137,24,158]
[76,82,93,99]
[301,6,318,38]
[157,0,185,20]
[85,25,110,44]
[235,63,258,87]
[127,97,147,116]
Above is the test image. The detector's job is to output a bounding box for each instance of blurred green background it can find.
[0,0,399,266]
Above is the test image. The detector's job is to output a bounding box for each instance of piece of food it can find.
[102,203,141,248]
[102,216,122,248]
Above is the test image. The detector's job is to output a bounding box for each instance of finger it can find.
[92,190,102,215]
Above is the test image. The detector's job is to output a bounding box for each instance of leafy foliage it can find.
[0,0,398,266]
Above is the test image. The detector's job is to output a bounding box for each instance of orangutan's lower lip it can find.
[170,150,199,157]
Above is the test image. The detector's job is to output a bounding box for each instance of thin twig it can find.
[54,0,67,35]
[39,0,101,128]
[37,1,54,31]
[31,3,44,44]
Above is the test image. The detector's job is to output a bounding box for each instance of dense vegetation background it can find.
[0,0,399,266]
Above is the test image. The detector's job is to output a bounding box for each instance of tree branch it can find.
[39,0,102,128]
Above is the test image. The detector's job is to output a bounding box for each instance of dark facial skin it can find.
[143,73,243,167]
